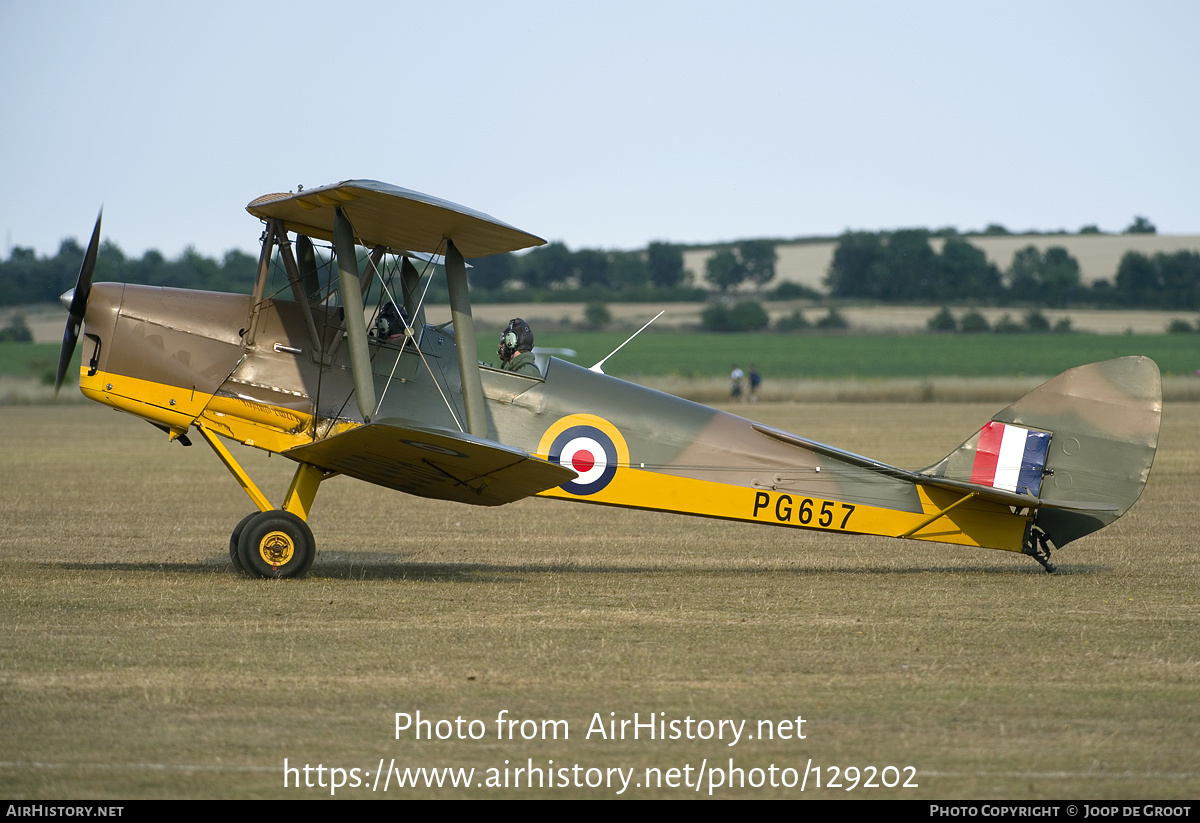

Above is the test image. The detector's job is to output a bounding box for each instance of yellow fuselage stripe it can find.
[80,368,316,453]
[537,465,1027,551]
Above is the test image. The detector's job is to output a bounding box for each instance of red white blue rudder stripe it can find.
[970,422,1051,496]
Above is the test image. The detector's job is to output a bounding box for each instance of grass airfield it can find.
[2,402,1198,799]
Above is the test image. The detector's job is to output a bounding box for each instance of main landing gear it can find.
[230,510,316,579]
[197,425,329,579]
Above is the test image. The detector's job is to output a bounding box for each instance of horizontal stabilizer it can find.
[752,422,1111,512]
[285,419,576,506]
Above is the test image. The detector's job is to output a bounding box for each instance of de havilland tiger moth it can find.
[55,180,1161,577]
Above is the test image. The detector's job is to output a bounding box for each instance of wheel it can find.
[228,512,260,575]
[237,510,316,579]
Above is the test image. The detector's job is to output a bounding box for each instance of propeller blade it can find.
[55,209,102,396]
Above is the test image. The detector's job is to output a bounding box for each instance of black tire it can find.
[237,511,316,579]
[229,512,260,575]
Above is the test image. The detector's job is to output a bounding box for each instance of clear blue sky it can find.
[2,0,1197,260]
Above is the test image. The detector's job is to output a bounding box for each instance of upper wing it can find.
[285,418,576,506]
[246,180,545,258]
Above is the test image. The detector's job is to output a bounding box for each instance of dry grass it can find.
[1,403,1198,798]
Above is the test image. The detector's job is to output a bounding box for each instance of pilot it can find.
[498,317,540,376]
[375,300,409,341]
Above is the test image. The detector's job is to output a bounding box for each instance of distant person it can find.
[730,365,744,401]
[498,317,540,376]
[749,365,761,403]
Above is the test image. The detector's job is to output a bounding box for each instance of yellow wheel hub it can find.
[257,530,295,567]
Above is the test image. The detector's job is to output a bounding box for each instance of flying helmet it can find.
[499,317,534,359]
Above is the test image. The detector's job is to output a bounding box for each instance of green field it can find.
[2,404,1198,798]
[0,342,70,380]
[482,332,1199,380]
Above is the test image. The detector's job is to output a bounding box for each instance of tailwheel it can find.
[1022,524,1057,574]
[236,510,316,579]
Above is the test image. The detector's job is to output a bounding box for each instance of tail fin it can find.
[924,356,1161,548]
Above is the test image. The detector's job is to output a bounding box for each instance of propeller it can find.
[55,209,103,396]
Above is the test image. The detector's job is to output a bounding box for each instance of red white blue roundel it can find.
[548,425,618,495]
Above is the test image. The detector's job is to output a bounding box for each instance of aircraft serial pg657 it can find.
[56,180,1161,577]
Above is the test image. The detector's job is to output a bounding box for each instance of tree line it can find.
[0,239,260,307]
[0,238,709,308]
[826,230,1200,310]
[464,240,710,302]
[2,218,1196,311]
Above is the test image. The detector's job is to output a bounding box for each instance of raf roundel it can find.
[548,425,618,495]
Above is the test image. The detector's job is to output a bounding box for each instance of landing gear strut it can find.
[197,424,327,579]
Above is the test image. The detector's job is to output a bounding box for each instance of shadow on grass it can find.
[53,554,1104,581]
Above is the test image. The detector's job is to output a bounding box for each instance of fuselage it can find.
[76,283,1029,553]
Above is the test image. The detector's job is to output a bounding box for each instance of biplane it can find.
[56,180,1161,577]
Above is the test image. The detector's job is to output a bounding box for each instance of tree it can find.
[730,299,769,331]
[0,312,33,342]
[825,231,884,298]
[518,242,572,288]
[738,240,777,289]
[1006,245,1080,306]
[1156,251,1200,310]
[927,306,957,332]
[1114,251,1160,306]
[705,249,744,292]
[1040,247,1081,306]
[47,238,85,302]
[1023,309,1051,332]
[700,299,768,332]
[607,251,650,289]
[584,302,611,329]
[1124,216,1157,235]
[959,309,990,333]
[646,242,684,288]
[882,229,935,300]
[815,307,849,330]
[935,237,1001,301]
[993,313,1022,333]
[774,309,809,331]
[574,249,610,288]
[0,247,40,305]
[219,249,258,293]
[468,252,515,291]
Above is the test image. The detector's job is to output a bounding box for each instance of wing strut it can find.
[333,207,377,423]
[295,234,322,302]
[400,256,426,331]
[445,238,487,437]
[274,220,327,363]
